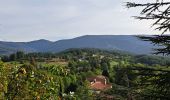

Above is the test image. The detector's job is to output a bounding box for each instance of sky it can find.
[0,0,162,42]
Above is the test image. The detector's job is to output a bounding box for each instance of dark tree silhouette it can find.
[124,1,170,99]
[126,0,170,55]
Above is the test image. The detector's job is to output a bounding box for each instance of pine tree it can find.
[126,0,170,55]
[125,1,170,99]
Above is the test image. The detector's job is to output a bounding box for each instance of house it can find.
[86,75,112,91]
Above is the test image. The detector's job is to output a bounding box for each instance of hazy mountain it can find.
[0,35,155,55]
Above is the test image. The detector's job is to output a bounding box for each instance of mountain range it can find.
[0,35,155,55]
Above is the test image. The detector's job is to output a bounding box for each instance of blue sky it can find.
[0,0,159,42]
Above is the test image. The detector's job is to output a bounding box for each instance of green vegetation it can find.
[0,48,170,99]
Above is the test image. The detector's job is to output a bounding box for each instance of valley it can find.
[0,48,169,99]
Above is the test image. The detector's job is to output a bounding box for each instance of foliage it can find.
[0,48,170,99]
[126,1,170,99]
[126,1,170,55]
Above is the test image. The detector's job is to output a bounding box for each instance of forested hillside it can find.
[0,35,154,55]
[0,48,169,99]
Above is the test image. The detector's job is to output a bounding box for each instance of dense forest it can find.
[0,48,170,100]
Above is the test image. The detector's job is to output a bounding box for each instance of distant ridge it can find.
[0,35,155,55]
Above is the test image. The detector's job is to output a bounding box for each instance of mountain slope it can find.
[49,35,154,54]
[25,39,53,52]
[0,35,155,55]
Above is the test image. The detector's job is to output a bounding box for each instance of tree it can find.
[9,54,16,61]
[16,51,24,59]
[126,0,170,55]
[126,1,170,99]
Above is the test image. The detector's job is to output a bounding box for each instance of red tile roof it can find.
[90,82,112,90]
[87,75,112,91]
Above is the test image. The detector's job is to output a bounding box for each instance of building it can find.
[86,75,112,91]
